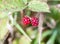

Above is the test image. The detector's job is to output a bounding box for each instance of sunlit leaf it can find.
[28,0,50,12]
[13,39,19,44]
[0,0,26,12]
[22,0,27,4]
[19,36,31,44]
[0,12,8,19]
[0,18,9,41]
[26,27,37,39]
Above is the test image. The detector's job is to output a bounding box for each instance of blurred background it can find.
[0,0,60,44]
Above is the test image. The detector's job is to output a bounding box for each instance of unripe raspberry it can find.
[31,17,39,27]
[22,16,30,25]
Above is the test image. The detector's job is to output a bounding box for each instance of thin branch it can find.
[7,22,14,37]
[8,38,12,44]
[20,10,24,20]
[38,13,44,44]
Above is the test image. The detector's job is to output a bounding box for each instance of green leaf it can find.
[42,30,52,40]
[47,1,60,5]
[26,27,37,39]
[13,39,19,44]
[56,22,60,44]
[25,9,31,16]
[22,0,27,4]
[31,37,38,44]
[19,36,31,44]
[46,7,60,21]
[0,18,9,41]
[0,12,8,19]
[46,22,60,44]
[46,30,57,44]
[28,0,50,12]
[0,0,26,12]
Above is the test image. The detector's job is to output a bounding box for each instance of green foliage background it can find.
[0,0,60,44]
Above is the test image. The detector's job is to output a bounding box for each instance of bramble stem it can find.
[38,13,44,44]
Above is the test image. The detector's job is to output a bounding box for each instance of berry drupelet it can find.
[22,16,31,25]
[31,17,39,27]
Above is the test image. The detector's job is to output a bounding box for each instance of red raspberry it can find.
[31,17,39,27]
[22,16,30,25]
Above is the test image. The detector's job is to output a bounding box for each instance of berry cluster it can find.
[22,16,30,25]
[22,16,39,27]
[31,17,38,26]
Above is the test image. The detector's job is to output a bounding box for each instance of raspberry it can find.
[31,17,39,27]
[22,16,30,25]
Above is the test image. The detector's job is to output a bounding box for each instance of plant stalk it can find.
[38,13,44,44]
